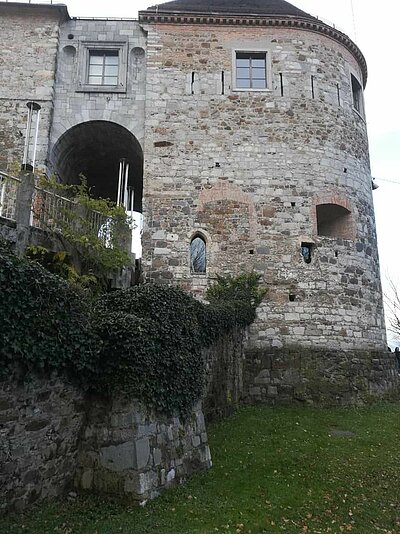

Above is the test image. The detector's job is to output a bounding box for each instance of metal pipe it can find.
[32,108,41,171]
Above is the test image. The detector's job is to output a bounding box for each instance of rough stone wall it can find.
[243,349,399,406]
[0,377,85,514]
[203,328,245,421]
[75,398,211,503]
[0,4,65,171]
[141,23,386,351]
[0,378,211,513]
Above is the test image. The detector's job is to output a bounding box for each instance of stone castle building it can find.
[0,0,387,352]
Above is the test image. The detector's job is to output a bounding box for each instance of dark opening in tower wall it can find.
[316,203,353,239]
[50,121,143,213]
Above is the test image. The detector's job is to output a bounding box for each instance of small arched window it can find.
[190,235,206,274]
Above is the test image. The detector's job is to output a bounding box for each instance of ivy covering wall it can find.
[0,241,264,415]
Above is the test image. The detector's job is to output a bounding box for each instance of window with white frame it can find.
[87,50,119,86]
[235,52,267,90]
[77,41,127,93]
[351,74,364,116]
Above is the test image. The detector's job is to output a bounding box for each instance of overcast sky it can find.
[62,0,400,340]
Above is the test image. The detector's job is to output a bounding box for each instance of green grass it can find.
[2,404,400,534]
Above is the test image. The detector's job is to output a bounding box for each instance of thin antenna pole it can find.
[350,0,357,42]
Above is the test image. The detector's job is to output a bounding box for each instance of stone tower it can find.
[139,0,386,351]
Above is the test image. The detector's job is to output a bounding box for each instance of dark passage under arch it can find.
[51,121,143,212]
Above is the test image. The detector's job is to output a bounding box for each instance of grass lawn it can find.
[2,404,399,534]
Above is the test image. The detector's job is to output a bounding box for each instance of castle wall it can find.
[0,4,64,171]
[49,19,147,164]
[141,23,386,351]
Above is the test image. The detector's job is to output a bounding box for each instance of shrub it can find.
[0,240,98,381]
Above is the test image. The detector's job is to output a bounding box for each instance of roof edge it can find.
[138,11,367,87]
[0,2,70,21]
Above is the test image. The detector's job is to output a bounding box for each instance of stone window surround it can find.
[231,48,272,92]
[76,40,128,93]
[188,229,210,277]
[349,70,365,120]
[311,193,356,241]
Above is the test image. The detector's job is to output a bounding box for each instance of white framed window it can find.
[350,73,364,117]
[233,50,271,92]
[87,50,119,86]
[77,41,127,93]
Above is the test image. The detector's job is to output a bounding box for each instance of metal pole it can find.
[117,159,124,206]
[32,108,41,171]
[123,162,129,210]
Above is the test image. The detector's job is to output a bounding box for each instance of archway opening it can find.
[316,203,352,239]
[51,121,143,212]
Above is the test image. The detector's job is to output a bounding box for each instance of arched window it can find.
[190,235,206,274]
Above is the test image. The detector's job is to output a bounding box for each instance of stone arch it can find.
[50,121,143,211]
[190,232,207,274]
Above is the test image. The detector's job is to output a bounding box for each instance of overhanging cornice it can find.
[139,11,367,87]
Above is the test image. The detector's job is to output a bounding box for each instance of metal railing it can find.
[2,1,56,4]
[0,172,114,245]
[0,172,21,221]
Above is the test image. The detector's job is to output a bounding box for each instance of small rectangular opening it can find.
[279,73,284,96]
[311,75,315,99]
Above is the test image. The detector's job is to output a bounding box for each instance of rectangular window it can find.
[351,74,363,115]
[235,52,267,90]
[88,50,119,86]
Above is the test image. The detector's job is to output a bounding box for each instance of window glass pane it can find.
[252,79,267,89]
[89,65,103,76]
[190,237,206,273]
[236,78,251,88]
[104,65,119,76]
[252,68,266,79]
[105,54,119,65]
[236,58,250,67]
[103,76,118,85]
[88,76,102,85]
[236,67,250,78]
[252,58,265,67]
[89,54,104,65]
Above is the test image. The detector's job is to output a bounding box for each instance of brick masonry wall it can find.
[0,5,64,171]
[141,22,386,351]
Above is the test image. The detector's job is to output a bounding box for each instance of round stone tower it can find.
[140,0,387,351]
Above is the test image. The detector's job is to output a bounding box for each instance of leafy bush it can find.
[1,243,264,415]
[0,240,98,381]
[93,285,205,415]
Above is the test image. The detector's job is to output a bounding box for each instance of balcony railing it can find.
[0,172,115,246]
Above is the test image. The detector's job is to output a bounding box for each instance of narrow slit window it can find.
[279,73,284,96]
[191,72,195,95]
[221,71,225,95]
[336,83,341,106]
[190,235,206,273]
[311,75,315,99]
[301,242,312,264]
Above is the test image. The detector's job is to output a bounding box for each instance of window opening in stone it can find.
[289,293,296,302]
[351,74,363,114]
[335,250,339,258]
[291,202,296,207]
[190,235,206,273]
[191,72,195,95]
[316,203,352,239]
[301,242,312,264]
[221,71,225,95]
[311,75,315,99]
[88,50,119,85]
[279,73,284,96]
[336,83,341,106]
[236,52,267,89]
[249,249,254,255]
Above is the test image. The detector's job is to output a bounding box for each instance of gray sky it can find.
[63,0,400,340]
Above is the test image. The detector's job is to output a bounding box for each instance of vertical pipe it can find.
[32,109,41,171]
[22,106,33,168]
[117,159,123,206]
[123,162,129,210]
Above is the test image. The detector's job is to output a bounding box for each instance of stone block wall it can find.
[0,378,85,514]
[243,348,400,406]
[75,398,211,503]
[141,21,386,351]
[0,4,67,171]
